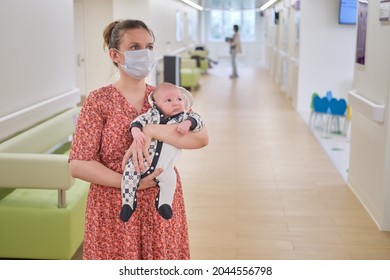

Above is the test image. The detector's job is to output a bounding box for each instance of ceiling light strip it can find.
[260,0,280,11]
[179,0,204,11]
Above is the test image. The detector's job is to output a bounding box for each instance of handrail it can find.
[348,90,385,123]
[156,47,189,62]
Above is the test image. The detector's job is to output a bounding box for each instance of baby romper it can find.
[120,107,204,221]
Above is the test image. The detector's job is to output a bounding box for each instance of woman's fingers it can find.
[143,134,152,166]
[143,144,152,166]
[136,146,145,173]
[122,141,147,173]
[138,168,164,190]
[122,147,133,170]
[122,133,153,173]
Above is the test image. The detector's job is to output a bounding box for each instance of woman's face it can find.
[114,28,154,65]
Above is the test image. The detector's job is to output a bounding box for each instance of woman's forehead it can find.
[120,28,153,44]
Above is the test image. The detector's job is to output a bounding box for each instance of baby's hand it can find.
[132,127,146,146]
[176,120,192,135]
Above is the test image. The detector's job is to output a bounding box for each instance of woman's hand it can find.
[137,168,164,190]
[121,135,152,173]
[176,120,192,135]
[131,127,147,146]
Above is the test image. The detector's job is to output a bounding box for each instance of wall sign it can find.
[356,0,368,65]
[379,0,390,21]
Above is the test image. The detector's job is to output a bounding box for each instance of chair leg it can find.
[343,118,350,137]
[325,115,331,135]
[309,112,314,127]
[336,117,341,133]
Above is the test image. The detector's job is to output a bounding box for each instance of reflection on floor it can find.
[299,111,350,182]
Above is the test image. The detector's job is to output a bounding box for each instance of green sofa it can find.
[0,107,89,260]
[188,49,209,73]
[180,57,202,91]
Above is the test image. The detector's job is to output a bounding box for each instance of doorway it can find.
[74,0,86,97]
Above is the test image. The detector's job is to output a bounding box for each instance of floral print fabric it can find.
[69,84,190,260]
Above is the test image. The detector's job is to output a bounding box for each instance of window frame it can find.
[207,8,256,43]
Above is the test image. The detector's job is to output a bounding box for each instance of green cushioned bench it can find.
[0,107,89,259]
[180,57,202,91]
[188,49,209,73]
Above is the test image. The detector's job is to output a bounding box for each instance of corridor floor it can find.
[177,60,390,260]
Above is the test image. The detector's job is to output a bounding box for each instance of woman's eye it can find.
[147,45,154,50]
[129,45,139,50]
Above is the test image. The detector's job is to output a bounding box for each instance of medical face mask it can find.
[117,49,155,80]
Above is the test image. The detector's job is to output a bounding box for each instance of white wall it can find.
[80,0,200,92]
[0,0,199,140]
[348,0,390,230]
[83,0,114,94]
[149,0,200,56]
[263,0,301,101]
[113,0,150,23]
[112,0,199,57]
[0,0,78,141]
[296,0,356,112]
[262,0,356,110]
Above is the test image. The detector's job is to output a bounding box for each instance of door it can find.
[74,1,86,97]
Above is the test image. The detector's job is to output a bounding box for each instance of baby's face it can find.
[153,88,185,117]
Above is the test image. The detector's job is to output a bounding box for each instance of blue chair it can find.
[326,98,347,133]
[309,92,319,126]
[310,94,330,130]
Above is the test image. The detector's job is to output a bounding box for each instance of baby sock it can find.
[120,187,137,222]
[155,189,173,220]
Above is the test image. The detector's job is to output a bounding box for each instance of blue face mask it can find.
[116,49,155,80]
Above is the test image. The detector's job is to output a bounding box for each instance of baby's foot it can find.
[120,190,137,222]
[158,204,173,220]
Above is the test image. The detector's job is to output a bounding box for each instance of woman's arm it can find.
[69,159,162,190]
[69,159,122,188]
[144,124,209,149]
[122,124,208,173]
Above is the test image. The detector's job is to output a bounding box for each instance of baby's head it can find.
[149,83,193,117]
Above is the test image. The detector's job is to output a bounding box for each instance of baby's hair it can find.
[151,82,179,101]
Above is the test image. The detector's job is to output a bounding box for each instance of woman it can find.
[68,19,208,260]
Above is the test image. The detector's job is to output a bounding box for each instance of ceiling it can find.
[200,0,269,10]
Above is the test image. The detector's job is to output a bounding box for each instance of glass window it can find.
[208,5,255,42]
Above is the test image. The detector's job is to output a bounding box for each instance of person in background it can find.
[68,19,208,260]
[226,24,241,78]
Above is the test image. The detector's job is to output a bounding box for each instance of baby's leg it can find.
[155,169,177,220]
[120,159,141,222]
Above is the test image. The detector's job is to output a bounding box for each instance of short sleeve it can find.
[69,92,104,162]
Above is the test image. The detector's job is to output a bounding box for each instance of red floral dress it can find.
[69,84,190,260]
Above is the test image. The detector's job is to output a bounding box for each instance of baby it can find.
[120,82,204,221]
